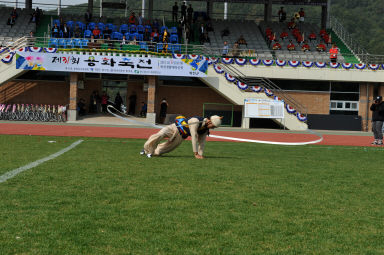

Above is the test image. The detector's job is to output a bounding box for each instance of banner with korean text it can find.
[15,52,208,77]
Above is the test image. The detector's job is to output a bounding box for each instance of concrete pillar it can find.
[148,0,153,21]
[241,106,250,129]
[68,72,79,121]
[25,0,32,10]
[264,0,272,23]
[359,83,374,132]
[146,76,157,124]
[321,5,329,29]
[88,0,93,13]
[207,0,213,19]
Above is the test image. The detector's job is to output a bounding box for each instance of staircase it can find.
[0,37,28,86]
[0,81,38,103]
[199,62,308,130]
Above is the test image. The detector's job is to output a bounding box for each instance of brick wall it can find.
[281,91,330,115]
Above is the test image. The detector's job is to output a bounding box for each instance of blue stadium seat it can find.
[160,26,167,34]
[66,39,74,48]
[137,25,144,34]
[171,44,181,53]
[97,22,105,31]
[139,42,148,51]
[144,25,152,33]
[73,38,82,48]
[111,32,123,40]
[83,30,92,38]
[48,38,58,48]
[119,24,128,34]
[66,21,74,29]
[81,39,89,48]
[76,21,85,30]
[87,22,96,30]
[129,25,137,33]
[58,38,66,48]
[157,43,163,52]
[170,34,178,43]
[136,33,143,41]
[170,27,177,34]
[53,19,60,26]
[106,23,115,31]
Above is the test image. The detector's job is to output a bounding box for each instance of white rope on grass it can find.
[107,105,323,146]
[0,140,83,184]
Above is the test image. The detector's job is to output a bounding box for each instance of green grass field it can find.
[1,135,383,254]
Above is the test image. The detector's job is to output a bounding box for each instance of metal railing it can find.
[329,16,369,63]
[210,55,308,117]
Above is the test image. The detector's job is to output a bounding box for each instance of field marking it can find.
[0,140,83,184]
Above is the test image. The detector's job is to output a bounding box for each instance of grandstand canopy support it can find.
[25,0,32,10]
[321,0,331,29]
[264,0,272,22]
[207,0,213,18]
[148,0,153,21]
[68,72,79,122]
[88,0,93,13]
[146,76,157,125]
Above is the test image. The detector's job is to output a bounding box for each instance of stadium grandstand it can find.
[0,0,383,131]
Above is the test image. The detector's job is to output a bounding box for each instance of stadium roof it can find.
[190,0,328,6]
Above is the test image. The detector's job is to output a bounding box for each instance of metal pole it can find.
[100,0,102,18]
[224,2,227,20]
[125,0,127,17]
[142,0,145,18]
[58,0,61,16]
[15,0,17,9]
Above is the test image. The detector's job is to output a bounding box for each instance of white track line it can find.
[0,140,83,184]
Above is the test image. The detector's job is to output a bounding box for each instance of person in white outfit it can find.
[141,115,223,159]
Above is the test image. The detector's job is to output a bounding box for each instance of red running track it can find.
[0,123,373,147]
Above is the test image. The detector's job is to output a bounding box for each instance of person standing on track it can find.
[370,96,384,145]
[141,115,223,159]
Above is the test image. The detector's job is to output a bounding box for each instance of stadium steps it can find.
[199,65,308,130]
[328,29,360,64]
[0,81,38,102]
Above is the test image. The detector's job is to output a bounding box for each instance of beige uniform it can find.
[143,117,208,156]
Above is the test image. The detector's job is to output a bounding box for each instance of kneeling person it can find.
[142,115,222,158]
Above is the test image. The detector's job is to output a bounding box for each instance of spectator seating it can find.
[0,7,36,44]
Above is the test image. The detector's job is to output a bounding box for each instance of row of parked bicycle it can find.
[0,104,67,122]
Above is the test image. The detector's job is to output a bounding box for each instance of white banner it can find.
[244,98,284,119]
[15,52,208,77]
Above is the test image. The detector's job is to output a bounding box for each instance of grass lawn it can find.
[0,135,383,254]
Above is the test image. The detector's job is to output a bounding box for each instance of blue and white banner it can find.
[235,58,247,66]
[354,63,366,70]
[214,64,224,74]
[264,88,274,97]
[262,59,274,66]
[329,62,340,68]
[249,59,261,66]
[225,72,236,82]
[222,57,233,64]
[251,86,262,93]
[288,60,300,67]
[276,60,286,67]
[315,62,326,68]
[368,64,379,70]
[302,61,313,68]
[16,52,208,77]
[237,81,248,90]
[342,63,353,69]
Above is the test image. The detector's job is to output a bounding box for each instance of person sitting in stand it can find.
[296,33,304,45]
[11,8,18,20]
[232,42,240,57]
[280,31,288,40]
[316,42,326,52]
[62,23,70,38]
[151,28,159,42]
[272,40,282,50]
[329,43,339,63]
[7,16,15,27]
[288,18,296,30]
[308,31,316,41]
[301,40,310,52]
[74,24,82,38]
[320,28,327,37]
[137,12,144,25]
[265,27,272,37]
[298,8,305,22]
[92,25,101,39]
[267,33,276,45]
[103,26,112,38]
[278,7,286,22]
[287,40,295,51]
[51,23,60,38]
[236,35,248,46]
[129,36,137,45]
[143,28,150,41]
[128,12,136,25]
